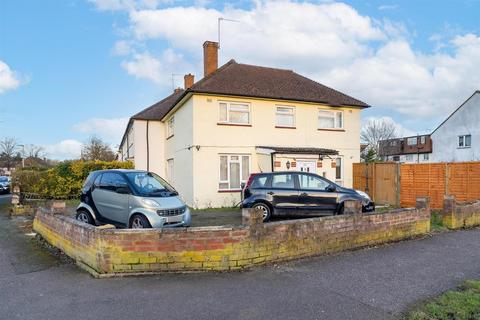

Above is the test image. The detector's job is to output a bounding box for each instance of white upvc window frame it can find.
[167,117,174,138]
[275,105,296,128]
[218,154,251,190]
[318,109,343,129]
[458,134,471,148]
[166,158,174,184]
[407,137,417,146]
[405,154,414,161]
[218,101,251,125]
[335,157,343,182]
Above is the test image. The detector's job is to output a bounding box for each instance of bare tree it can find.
[361,118,399,156]
[24,144,44,159]
[81,136,115,161]
[0,137,20,170]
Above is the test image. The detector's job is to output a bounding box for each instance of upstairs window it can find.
[420,136,426,144]
[459,135,471,148]
[276,106,295,127]
[167,117,174,138]
[407,137,417,146]
[219,102,250,125]
[318,110,343,129]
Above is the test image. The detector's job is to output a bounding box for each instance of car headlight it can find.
[355,190,371,201]
[141,199,161,208]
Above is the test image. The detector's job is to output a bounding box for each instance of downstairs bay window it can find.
[219,154,250,190]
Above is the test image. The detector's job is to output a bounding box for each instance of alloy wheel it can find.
[131,216,144,229]
[77,212,90,223]
[254,204,269,221]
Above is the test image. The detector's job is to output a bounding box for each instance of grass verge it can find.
[405,280,480,320]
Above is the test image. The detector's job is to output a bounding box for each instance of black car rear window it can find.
[251,175,268,188]
[82,173,97,189]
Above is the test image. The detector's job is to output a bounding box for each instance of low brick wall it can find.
[443,196,480,229]
[33,199,431,277]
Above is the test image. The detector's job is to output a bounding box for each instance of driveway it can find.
[1,200,479,320]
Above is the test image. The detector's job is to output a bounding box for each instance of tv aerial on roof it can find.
[218,17,241,49]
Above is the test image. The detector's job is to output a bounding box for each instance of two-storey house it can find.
[379,135,433,163]
[119,41,370,208]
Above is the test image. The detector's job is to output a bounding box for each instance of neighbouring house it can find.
[430,91,480,162]
[119,41,370,208]
[378,91,480,164]
[378,135,432,163]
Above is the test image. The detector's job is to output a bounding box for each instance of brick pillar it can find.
[203,41,218,77]
[344,200,362,215]
[442,195,457,229]
[242,207,264,240]
[415,197,430,210]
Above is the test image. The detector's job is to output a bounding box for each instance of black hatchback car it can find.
[241,171,374,221]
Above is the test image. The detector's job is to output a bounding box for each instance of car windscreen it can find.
[125,172,177,197]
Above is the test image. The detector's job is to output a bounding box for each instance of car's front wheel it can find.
[76,209,95,225]
[130,214,152,229]
[253,203,272,222]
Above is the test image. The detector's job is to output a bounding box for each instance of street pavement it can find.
[1,196,479,320]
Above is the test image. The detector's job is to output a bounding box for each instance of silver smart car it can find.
[76,169,191,228]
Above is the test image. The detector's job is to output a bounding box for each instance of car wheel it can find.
[253,203,272,222]
[76,210,94,225]
[130,214,152,229]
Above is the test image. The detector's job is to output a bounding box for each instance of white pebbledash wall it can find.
[431,92,480,163]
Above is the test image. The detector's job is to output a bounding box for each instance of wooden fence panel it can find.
[354,161,480,209]
[353,162,398,206]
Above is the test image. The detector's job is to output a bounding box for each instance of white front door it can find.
[297,161,316,174]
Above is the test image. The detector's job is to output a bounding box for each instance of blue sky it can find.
[1,0,480,159]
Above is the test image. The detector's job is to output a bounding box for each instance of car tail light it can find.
[245,174,258,189]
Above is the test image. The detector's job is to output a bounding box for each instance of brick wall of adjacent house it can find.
[33,199,431,277]
[443,196,480,229]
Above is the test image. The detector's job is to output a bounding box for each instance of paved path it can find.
[1,200,479,320]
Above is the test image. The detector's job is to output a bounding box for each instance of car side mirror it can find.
[116,186,131,194]
[241,182,246,189]
[326,185,336,192]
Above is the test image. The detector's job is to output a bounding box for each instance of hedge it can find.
[12,160,134,199]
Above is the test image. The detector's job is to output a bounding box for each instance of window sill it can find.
[166,134,174,140]
[275,126,296,129]
[218,189,242,193]
[217,122,252,127]
[318,128,345,132]
[457,146,471,149]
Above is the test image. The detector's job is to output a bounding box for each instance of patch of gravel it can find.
[33,234,75,265]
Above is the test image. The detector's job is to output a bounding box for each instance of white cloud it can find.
[121,49,192,85]
[42,139,83,160]
[378,4,399,11]
[97,0,480,121]
[0,60,21,94]
[73,117,129,142]
[112,40,134,56]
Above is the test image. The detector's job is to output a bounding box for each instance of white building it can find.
[431,91,480,162]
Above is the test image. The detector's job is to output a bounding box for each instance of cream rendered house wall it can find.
[132,120,166,176]
[164,98,194,205]
[190,94,361,208]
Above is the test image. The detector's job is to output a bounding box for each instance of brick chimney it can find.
[203,41,219,77]
[184,73,194,89]
[174,87,182,93]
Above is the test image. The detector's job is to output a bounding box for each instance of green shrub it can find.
[12,160,134,199]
